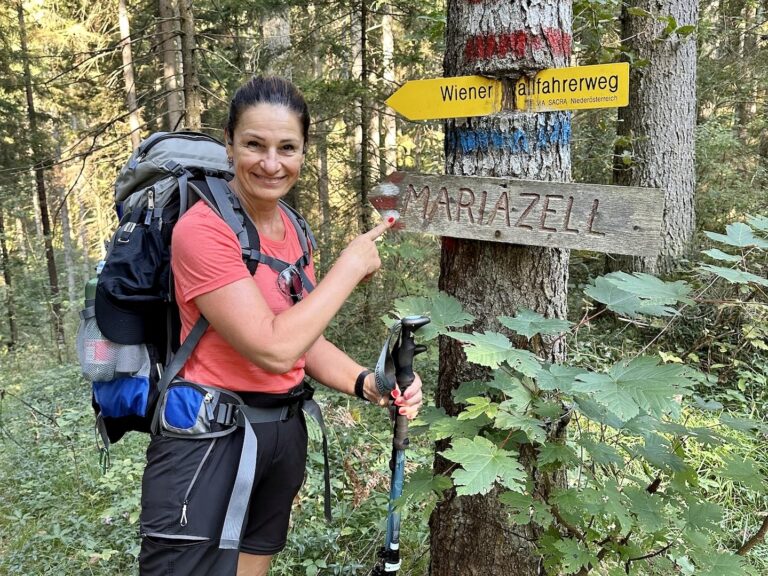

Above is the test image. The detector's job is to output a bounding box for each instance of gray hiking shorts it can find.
[138,398,308,576]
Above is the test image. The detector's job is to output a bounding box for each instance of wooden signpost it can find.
[371,172,663,257]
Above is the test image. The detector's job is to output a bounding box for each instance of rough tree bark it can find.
[611,0,697,274]
[157,0,183,131]
[18,2,64,359]
[119,0,143,149]
[381,4,398,175]
[178,0,202,130]
[429,1,572,575]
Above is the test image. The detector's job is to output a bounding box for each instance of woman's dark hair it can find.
[226,76,310,149]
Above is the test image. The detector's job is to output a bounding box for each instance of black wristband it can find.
[355,369,371,402]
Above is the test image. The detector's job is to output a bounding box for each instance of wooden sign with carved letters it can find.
[370,172,664,257]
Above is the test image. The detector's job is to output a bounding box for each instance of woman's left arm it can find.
[304,336,423,419]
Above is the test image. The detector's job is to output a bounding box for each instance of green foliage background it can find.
[0,0,767,574]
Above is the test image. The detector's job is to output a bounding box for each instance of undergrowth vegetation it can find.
[0,217,766,575]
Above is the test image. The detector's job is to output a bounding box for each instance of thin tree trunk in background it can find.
[430,1,572,574]
[262,9,298,208]
[18,2,64,359]
[79,193,91,280]
[59,186,76,320]
[358,0,371,232]
[381,5,397,175]
[178,0,202,130]
[311,10,332,275]
[0,205,18,348]
[158,0,183,131]
[119,0,143,149]
[733,2,757,141]
[611,0,697,275]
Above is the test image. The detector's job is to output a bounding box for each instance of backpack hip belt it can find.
[154,378,331,550]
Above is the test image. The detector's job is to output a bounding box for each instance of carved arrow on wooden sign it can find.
[370,172,664,257]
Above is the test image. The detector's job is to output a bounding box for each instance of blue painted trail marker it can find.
[370,172,664,257]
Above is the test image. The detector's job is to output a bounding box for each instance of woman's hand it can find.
[365,372,423,420]
[337,217,396,282]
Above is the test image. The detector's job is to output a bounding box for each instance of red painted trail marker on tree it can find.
[371,172,663,257]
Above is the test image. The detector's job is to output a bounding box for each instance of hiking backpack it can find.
[76,131,317,451]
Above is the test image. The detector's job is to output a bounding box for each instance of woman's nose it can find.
[259,149,279,172]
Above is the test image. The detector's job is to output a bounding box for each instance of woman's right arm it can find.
[193,219,394,373]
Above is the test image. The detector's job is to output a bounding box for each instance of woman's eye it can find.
[247,141,263,149]
[282,144,296,152]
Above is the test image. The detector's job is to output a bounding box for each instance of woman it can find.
[139,76,423,576]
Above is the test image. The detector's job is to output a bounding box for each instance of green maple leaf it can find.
[684,500,723,531]
[574,357,693,421]
[537,443,579,469]
[498,491,535,524]
[576,436,625,467]
[607,271,694,305]
[401,466,452,502]
[586,277,678,318]
[447,331,512,368]
[390,292,474,340]
[717,455,766,492]
[696,552,750,576]
[412,406,487,441]
[537,364,587,393]
[494,410,546,443]
[440,436,526,496]
[448,331,542,375]
[453,380,490,403]
[624,486,666,533]
[702,248,742,263]
[706,222,768,249]
[635,434,688,472]
[699,264,768,287]
[490,372,532,410]
[554,539,597,574]
[747,214,768,232]
[458,397,498,420]
[499,308,572,339]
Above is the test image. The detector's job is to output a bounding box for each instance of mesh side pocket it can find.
[76,312,149,382]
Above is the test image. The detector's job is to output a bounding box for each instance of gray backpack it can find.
[76,131,317,446]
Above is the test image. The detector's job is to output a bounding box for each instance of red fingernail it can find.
[387,216,395,223]
[391,388,400,398]
[395,398,404,406]
[399,408,407,415]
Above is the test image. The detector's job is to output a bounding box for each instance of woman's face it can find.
[227,103,305,205]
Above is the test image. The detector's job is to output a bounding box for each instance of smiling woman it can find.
[136,76,423,576]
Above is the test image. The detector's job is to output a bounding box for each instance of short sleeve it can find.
[171,204,251,303]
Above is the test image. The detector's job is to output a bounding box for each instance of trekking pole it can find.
[372,315,430,576]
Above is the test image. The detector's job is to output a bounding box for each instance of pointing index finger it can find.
[364,216,396,240]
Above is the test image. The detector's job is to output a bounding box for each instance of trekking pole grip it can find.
[392,315,430,450]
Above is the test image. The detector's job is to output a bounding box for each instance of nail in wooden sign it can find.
[370,172,663,257]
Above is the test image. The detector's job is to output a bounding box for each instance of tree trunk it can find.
[381,5,397,175]
[178,0,202,130]
[158,0,183,131]
[18,2,64,359]
[430,1,572,575]
[0,205,18,348]
[611,0,697,275]
[119,0,143,149]
[261,9,298,208]
[359,0,371,232]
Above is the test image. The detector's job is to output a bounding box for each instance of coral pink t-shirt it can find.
[171,201,315,393]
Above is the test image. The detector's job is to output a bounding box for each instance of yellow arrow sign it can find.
[386,63,629,120]
[515,62,629,112]
[385,76,503,121]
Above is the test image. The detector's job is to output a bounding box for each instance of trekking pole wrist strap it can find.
[355,370,371,402]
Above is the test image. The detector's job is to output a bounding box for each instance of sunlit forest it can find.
[0,0,766,574]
